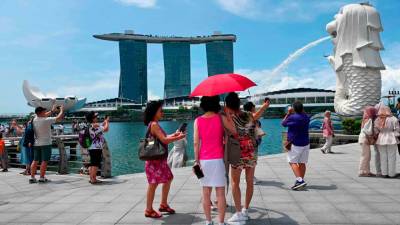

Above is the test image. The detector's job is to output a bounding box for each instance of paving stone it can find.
[0,143,399,225]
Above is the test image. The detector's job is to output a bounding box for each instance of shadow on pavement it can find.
[234,207,299,225]
[306,184,337,190]
[158,212,200,225]
[256,180,287,190]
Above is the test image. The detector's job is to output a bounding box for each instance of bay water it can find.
[105,118,285,176]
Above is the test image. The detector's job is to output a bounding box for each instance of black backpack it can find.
[23,120,35,147]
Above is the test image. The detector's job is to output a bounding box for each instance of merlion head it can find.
[326,3,385,71]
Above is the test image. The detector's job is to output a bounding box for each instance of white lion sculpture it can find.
[326,3,385,116]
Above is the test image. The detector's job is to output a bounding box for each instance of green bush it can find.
[342,118,361,135]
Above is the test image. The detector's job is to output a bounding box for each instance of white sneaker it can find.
[228,212,247,222]
[241,208,250,219]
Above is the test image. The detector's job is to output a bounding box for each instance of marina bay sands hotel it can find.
[94,31,236,103]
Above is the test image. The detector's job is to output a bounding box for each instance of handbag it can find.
[226,134,241,165]
[365,120,378,145]
[138,123,167,161]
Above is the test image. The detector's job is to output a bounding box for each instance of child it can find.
[321,111,334,154]
[0,133,8,172]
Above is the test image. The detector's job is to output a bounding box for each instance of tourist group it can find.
[1,80,400,225]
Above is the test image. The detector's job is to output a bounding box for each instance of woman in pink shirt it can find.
[193,96,228,225]
[321,110,335,154]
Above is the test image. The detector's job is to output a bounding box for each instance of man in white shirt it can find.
[29,105,64,184]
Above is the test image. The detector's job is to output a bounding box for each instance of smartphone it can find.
[264,97,270,103]
[192,164,204,179]
[178,123,188,133]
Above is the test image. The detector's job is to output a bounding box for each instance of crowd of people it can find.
[0,95,399,225]
[141,93,314,224]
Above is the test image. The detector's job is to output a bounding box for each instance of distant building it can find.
[94,31,236,103]
[118,40,147,103]
[206,41,234,76]
[77,97,143,112]
[163,42,191,98]
[249,88,335,109]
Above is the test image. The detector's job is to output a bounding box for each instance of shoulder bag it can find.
[138,123,167,161]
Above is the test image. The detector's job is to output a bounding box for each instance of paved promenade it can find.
[0,143,399,225]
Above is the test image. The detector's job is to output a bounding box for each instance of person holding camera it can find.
[85,112,109,184]
[30,105,64,184]
[282,101,310,190]
[143,101,186,218]
[243,99,270,184]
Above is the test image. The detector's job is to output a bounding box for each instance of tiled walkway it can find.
[0,143,399,225]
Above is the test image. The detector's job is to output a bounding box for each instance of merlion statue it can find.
[326,3,385,116]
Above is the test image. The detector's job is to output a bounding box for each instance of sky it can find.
[0,0,400,114]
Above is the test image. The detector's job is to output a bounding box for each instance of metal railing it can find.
[4,135,111,177]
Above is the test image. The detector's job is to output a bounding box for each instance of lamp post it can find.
[388,89,400,109]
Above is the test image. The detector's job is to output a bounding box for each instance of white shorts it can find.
[199,159,226,187]
[287,144,310,163]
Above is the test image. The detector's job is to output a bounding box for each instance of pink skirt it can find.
[145,158,173,184]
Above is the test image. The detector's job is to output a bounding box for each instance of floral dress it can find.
[145,122,173,184]
[231,112,257,169]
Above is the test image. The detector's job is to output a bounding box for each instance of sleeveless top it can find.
[197,114,224,160]
[148,121,168,158]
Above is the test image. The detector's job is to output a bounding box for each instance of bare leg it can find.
[89,166,98,182]
[289,163,302,178]
[30,161,38,179]
[299,163,306,179]
[244,167,255,209]
[202,187,212,222]
[146,183,158,211]
[216,187,226,223]
[231,167,242,212]
[161,179,172,205]
[39,161,48,178]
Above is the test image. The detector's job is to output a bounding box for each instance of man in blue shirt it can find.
[282,101,310,190]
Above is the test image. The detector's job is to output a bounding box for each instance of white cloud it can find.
[214,0,355,22]
[57,70,120,100]
[241,65,335,95]
[148,90,161,100]
[115,0,157,8]
[381,66,400,98]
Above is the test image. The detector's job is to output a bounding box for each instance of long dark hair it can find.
[144,101,163,126]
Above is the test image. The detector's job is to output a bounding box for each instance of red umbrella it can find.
[190,73,256,97]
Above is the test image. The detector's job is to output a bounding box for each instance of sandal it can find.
[359,173,373,177]
[145,209,162,218]
[159,204,176,214]
[89,180,103,185]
